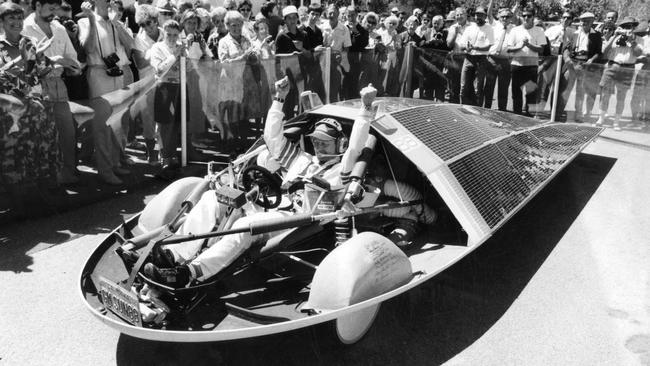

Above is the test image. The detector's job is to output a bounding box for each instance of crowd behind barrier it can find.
[1,0,650,198]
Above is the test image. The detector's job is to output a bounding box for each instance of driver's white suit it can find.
[164,99,374,282]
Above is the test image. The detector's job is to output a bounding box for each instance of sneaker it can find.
[594,117,604,126]
[144,263,191,287]
[613,123,621,131]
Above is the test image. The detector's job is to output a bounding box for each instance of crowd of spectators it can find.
[1,0,649,194]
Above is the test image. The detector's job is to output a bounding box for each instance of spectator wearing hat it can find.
[506,6,547,116]
[345,6,369,99]
[561,12,602,122]
[630,21,650,124]
[275,5,306,54]
[446,7,470,104]
[458,6,494,107]
[320,4,352,101]
[275,5,308,118]
[156,0,176,25]
[596,16,645,130]
[486,7,513,111]
[22,0,82,185]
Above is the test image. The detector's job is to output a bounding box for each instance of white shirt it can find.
[490,22,512,55]
[507,24,547,66]
[22,14,79,78]
[447,21,470,52]
[78,13,131,67]
[545,24,575,55]
[460,22,494,55]
[147,41,180,83]
[134,26,162,77]
[320,21,351,52]
[573,27,593,53]
[218,33,251,61]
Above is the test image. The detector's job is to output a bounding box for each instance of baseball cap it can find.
[475,6,487,15]
[282,5,298,18]
[578,12,595,20]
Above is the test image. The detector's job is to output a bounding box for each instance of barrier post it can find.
[324,47,331,104]
[550,54,562,123]
[180,55,187,166]
[403,43,414,97]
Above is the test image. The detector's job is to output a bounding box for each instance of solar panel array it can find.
[390,105,601,229]
[391,104,542,161]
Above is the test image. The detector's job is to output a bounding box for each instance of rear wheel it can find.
[335,303,381,344]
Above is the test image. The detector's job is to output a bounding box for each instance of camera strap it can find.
[96,22,118,61]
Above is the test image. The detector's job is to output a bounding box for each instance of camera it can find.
[62,19,77,33]
[102,52,123,77]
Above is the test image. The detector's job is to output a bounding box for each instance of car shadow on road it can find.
[0,185,160,274]
[115,153,616,366]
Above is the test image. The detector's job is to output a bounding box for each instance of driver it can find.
[143,78,378,287]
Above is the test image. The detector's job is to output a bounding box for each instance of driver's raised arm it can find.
[340,85,377,183]
[264,77,304,169]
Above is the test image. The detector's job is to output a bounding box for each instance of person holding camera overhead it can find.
[596,16,645,130]
[78,0,134,98]
[78,0,135,185]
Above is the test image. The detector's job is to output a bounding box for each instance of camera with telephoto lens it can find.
[103,52,123,77]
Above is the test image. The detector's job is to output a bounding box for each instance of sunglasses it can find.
[562,16,571,19]
[423,18,430,22]
[239,7,251,11]
[140,19,155,27]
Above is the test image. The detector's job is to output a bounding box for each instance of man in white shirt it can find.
[506,6,547,115]
[445,7,470,103]
[320,4,351,102]
[486,7,513,111]
[22,0,82,185]
[458,6,493,106]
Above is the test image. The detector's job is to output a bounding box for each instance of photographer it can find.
[77,0,135,185]
[596,17,644,130]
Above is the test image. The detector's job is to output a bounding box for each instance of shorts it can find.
[600,62,635,93]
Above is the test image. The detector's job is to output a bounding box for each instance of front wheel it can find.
[335,303,381,344]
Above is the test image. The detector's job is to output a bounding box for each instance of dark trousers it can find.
[460,55,495,107]
[485,56,511,111]
[444,54,464,104]
[510,65,538,114]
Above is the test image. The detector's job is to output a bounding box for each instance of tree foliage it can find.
[359,0,648,21]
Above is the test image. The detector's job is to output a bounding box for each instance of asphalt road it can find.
[1,132,649,366]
